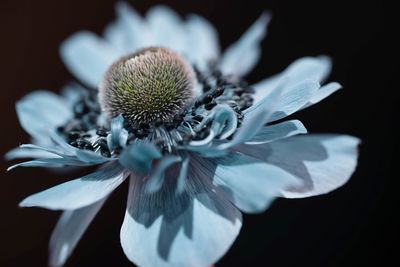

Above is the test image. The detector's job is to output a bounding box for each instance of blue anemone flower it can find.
[7,3,360,267]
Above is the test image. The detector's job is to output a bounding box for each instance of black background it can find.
[0,0,398,266]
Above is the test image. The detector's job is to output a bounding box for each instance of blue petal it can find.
[60,31,122,88]
[19,162,125,210]
[61,83,86,106]
[246,79,320,123]
[185,14,220,69]
[252,56,332,105]
[190,104,237,147]
[210,154,299,213]
[246,120,307,144]
[220,12,271,77]
[48,131,78,156]
[16,91,72,143]
[235,134,360,198]
[49,199,106,267]
[107,115,128,151]
[175,156,190,194]
[120,174,242,267]
[145,156,182,193]
[221,81,286,148]
[119,143,162,176]
[184,145,228,158]
[303,82,342,108]
[75,149,113,165]
[104,2,147,53]
[7,157,90,171]
[5,147,59,160]
[146,6,186,52]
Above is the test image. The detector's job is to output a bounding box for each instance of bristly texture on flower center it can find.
[99,47,196,125]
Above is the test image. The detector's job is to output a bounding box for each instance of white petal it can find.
[302,82,342,108]
[236,134,360,198]
[104,2,149,53]
[185,14,220,69]
[246,120,307,145]
[220,12,271,77]
[145,6,186,52]
[246,79,320,123]
[120,172,242,267]
[210,154,299,213]
[19,162,125,210]
[16,90,72,143]
[252,56,332,105]
[5,147,59,160]
[60,31,122,88]
[49,198,106,267]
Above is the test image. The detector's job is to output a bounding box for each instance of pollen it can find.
[99,47,196,125]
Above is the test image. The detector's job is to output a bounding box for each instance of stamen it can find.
[99,47,196,125]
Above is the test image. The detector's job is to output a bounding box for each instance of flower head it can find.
[99,47,196,124]
[7,3,360,267]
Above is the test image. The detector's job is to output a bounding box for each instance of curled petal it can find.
[190,105,237,146]
[145,156,182,193]
[219,81,286,149]
[107,115,128,150]
[119,143,162,176]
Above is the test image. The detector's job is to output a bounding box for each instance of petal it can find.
[61,83,85,106]
[209,154,299,213]
[184,145,228,158]
[19,162,125,210]
[60,31,122,88]
[252,56,332,105]
[246,120,307,145]
[119,143,162,176]
[221,81,285,148]
[235,134,360,198]
[176,156,190,194]
[120,172,242,267]
[302,82,342,108]
[220,12,271,77]
[16,91,72,142]
[7,157,89,171]
[49,198,106,267]
[185,14,220,69]
[190,104,237,147]
[247,79,320,123]
[5,147,59,160]
[145,6,186,52]
[145,156,182,193]
[107,115,128,150]
[104,2,149,53]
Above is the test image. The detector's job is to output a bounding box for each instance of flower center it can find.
[99,47,196,125]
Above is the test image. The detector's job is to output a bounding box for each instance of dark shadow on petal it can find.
[126,157,241,261]
[234,135,333,193]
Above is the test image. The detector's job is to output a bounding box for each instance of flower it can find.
[7,2,360,267]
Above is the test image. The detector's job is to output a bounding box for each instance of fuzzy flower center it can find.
[99,47,196,125]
